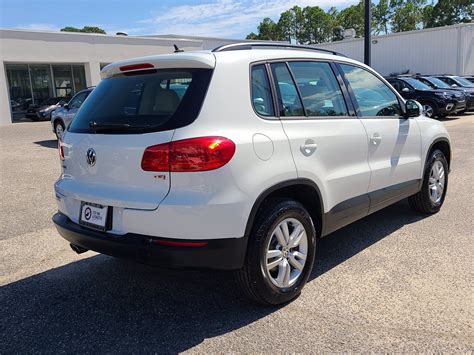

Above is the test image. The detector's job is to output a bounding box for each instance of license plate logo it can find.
[79,202,108,231]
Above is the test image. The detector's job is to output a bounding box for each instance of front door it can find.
[339,64,422,213]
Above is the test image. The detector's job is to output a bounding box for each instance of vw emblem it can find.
[86,148,96,167]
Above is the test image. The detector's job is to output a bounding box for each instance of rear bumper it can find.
[53,212,247,270]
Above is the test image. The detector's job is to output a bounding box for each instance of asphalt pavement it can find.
[1,116,473,353]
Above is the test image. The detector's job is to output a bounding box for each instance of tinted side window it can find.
[437,77,454,86]
[288,61,348,117]
[341,64,401,117]
[69,92,88,109]
[271,63,304,117]
[251,65,274,117]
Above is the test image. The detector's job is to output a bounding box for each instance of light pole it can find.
[364,0,371,66]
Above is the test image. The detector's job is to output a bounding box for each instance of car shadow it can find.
[34,139,57,148]
[440,116,462,121]
[311,199,425,280]
[0,200,427,353]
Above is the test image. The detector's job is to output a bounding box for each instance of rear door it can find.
[338,64,422,212]
[274,60,371,234]
[58,67,213,211]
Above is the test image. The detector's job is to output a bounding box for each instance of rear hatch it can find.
[58,54,215,210]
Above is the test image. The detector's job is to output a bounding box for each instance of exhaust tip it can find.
[70,243,89,254]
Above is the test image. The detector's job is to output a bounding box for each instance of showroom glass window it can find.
[72,65,87,94]
[287,61,348,117]
[5,64,31,112]
[6,63,88,119]
[29,65,54,103]
[340,64,401,117]
[53,65,74,98]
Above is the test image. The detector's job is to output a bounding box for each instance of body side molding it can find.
[322,179,422,236]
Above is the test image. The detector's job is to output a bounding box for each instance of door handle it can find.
[370,133,382,146]
[300,139,318,156]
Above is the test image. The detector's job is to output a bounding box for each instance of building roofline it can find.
[0,28,204,44]
[318,22,473,46]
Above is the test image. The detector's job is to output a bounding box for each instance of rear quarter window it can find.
[68,68,213,134]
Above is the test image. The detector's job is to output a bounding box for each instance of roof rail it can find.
[212,42,346,57]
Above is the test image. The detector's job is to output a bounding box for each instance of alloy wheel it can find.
[265,218,308,288]
[55,123,64,138]
[428,160,445,204]
[423,104,434,118]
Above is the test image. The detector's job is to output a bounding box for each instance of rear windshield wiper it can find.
[89,121,152,131]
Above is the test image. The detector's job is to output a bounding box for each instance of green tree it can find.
[301,6,336,43]
[424,0,473,27]
[277,6,305,43]
[373,0,391,34]
[390,0,427,32]
[336,1,365,37]
[257,18,281,40]
[246,32,259,40]
[60,26,106,34]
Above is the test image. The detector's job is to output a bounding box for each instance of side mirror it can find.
[401,87,410,93]
[405,99,420,118]
[63,103,69,110]
[451,84,458,87]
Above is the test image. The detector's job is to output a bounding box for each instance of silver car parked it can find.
[51,88,94,138]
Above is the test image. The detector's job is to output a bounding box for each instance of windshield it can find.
[404,78,432,90]
[68,68,213,134]
[453,76,474,87]
[425,77,451,89]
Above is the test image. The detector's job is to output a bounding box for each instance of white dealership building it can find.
[1,22,473,125]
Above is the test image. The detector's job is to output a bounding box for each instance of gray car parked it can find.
[51,88,93,138]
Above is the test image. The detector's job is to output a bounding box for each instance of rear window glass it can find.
[68,69,213,134]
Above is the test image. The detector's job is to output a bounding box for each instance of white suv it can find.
[53,43,451,305]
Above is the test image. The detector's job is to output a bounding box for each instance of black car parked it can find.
[386,76,464,118]
[413,75,474,113]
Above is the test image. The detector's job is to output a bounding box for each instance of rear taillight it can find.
[141,136,235,172]
[58,140,65,161]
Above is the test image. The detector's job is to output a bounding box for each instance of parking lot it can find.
[1,116,473,352]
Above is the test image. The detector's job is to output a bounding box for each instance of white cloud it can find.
[137,0,358,38]
[15,23,61,32]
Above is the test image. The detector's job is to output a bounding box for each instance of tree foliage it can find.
[247,0,473,44]
[60,26,106,34]
[424,0,473,28]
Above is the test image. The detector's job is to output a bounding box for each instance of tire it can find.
[236,198,316,305]
[54,120,65,140]
[409,149,448,214]
[421,102,437,118]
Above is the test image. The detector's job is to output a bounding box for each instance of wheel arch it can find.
[54,118,65,128]
[427,137,451,169]
[244,179,325,239]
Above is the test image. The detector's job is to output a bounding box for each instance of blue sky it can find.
[0,0,358,38]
